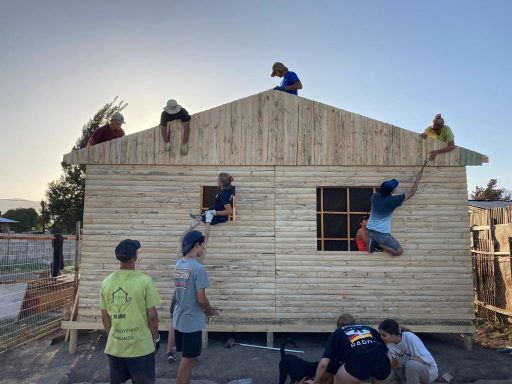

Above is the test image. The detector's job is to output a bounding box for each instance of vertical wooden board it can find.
[141,129,155,164]
[218,103,231,165]
[312,102,327,165]
[209,107,221,165]
[168,121,181,165]
[260,92,273,165]
[297,98,314,165]
[119,135,128,164]
[126,133,140,164]
[154,124,166,164]
[70,149,78,164]
[280,94,299,165]
[193,110,207,165]
[102,140,111,164]
[230,99,243,165]
[240,95,256,164]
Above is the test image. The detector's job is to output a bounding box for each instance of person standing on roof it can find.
[160,99,192,155]
[271,62,303,95]
[420,113,456,161]
[88,112,126,146]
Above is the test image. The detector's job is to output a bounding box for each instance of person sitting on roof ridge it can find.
[271,62,303,95]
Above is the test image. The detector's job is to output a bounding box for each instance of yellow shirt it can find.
[424,125,454,142]
[100,269,161,357]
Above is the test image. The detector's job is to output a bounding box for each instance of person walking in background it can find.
[173,230,219,384]
[378,319,438,384]
[88,112,126,146]
[271,62,303,95]
[420,113,455,161]
[160,99,192,155]
[51,232,64,277]
[355,215,369,252]
[100,239,161,384]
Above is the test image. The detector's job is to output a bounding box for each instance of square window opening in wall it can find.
[316,186,377,251]
[201,186,236,221]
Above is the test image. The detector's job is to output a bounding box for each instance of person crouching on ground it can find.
[378,319,438,384]
[174,230,219,384]
[314,313,391,384]
[100,239,161,384]
[367,168,424,256]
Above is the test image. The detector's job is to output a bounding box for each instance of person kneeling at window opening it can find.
[187,172,235,247]
[355,215,369,252]
[367,167,424,256]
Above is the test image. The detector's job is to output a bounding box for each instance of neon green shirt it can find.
[100,269,161,357]
[424,125,454,142]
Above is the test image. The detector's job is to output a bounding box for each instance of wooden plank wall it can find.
[63,91,485,167]
[78,164,474,332]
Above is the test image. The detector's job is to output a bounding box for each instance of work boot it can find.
[368,239,383,253]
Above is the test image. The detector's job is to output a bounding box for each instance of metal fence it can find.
[0,233,79,352]
[470,205,512,321]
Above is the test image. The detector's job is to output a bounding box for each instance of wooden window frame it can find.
[316,186,377,251]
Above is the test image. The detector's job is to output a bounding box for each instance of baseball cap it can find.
[381,179,399,190]
[115,239,141,262]
[111,111,126,124]
[182,230,205,255]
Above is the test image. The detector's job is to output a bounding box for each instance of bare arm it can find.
[429,139,455,160]
[214,203,233,217]
[284,81,303,92]
[420,132,427,139]
[197,288,219,316]
[313,358,330,383]
[160,125,170,143]
[147,307,159,340]
[405,169,424,201]
[182,120,190,144]
[101,309,111,334]
[356,228,367,243]
[87,137,97,147]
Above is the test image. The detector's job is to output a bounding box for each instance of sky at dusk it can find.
[1,0,511,202]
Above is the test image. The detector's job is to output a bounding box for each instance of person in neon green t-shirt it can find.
[420,113,456,161]
[100,239,161,384]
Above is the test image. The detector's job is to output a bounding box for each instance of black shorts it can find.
[107,352,155,384]
[344,349,391,381]
[174,330,202,358]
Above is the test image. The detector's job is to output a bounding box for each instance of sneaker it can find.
[368,239,383,253]
[167,351,177,363]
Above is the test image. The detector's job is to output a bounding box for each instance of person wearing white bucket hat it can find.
[88,111,126,146]
[159,99,192,155]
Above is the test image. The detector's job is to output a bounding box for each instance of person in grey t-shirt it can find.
[367,168,424,256]
[173,230,219,384]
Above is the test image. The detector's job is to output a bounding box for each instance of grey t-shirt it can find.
[172,258,210,333]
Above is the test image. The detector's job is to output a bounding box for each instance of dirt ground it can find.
[1,327,512,384]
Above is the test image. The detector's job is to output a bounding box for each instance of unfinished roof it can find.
[63,90,487,167]
[468,200,512,209]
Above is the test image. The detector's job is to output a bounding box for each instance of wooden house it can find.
[62,90,487,345]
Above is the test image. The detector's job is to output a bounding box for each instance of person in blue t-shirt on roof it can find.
[271,62,303,95]
[367,168,424,256]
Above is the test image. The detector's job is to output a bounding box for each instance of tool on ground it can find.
[224,337,304,353]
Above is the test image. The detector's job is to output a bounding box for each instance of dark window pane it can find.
[316,188,321,211]
[202,186,220,209]
[324,240,348,251]
[323,214,347,238]
[350,240,359,251]
[349,188,373,212]
[317,240,322,251]
[317,214,322,238]
[323,188,347,212]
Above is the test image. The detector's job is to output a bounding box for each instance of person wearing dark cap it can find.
[367,168,424,256]
[160,99,192,155]
[88,112,126,146]
[420,113,456,161]
[271,62,303,95]
[100,239,161,384]
[173,230,219,384]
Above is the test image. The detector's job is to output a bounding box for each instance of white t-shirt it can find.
[387,332,438,382]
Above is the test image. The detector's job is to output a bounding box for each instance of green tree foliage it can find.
[2,208,39,232]
[43,98,127,234]
[471,179,512,201]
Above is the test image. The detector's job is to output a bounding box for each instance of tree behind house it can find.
[42,98,127,234]
[471,178,512,201]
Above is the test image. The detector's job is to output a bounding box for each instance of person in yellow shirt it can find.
[100,239,161,384]
[420,113,456,161]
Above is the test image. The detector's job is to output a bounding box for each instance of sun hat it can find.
[182,230,205,255]
[115,239,141,262]
[271,62,288,77]
[110,111,126,124]
[164,99,182,114]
